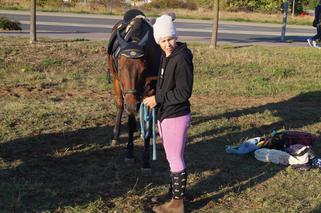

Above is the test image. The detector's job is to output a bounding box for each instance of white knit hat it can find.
[153,14,177,44]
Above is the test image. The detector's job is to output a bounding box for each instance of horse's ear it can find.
[138,31,149,47]
[117,30,128,49]
[150,18,156,25]
[166,12,176,21]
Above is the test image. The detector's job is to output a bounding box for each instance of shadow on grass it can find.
[312,202,321,213]
[0,123,154,212]
[1,91,320,212]
[185,91,321,211]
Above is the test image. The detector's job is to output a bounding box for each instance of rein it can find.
[139,103,157,160]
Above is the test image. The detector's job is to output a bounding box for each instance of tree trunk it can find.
[210,0,219,48]
[30,0,36,43]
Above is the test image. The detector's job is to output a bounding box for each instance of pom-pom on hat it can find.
[153,14,177,44]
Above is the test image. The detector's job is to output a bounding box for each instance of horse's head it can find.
[116,29,149,114]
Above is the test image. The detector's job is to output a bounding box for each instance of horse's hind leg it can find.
[125,114,136,163]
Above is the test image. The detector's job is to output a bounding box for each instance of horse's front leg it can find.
[125,114,136,163]
[111,79,123,146]
[141,118,152,176]
[111,106,123,146]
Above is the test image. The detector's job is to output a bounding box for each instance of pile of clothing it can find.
[225,130,321,170]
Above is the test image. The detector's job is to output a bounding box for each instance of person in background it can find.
[143,14,194,213]
[307,0,321,48]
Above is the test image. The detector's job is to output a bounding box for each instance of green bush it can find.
[219,0,284,13]
[146,0,198,10]
[0,17,21,30]
[293,0,304,14]
[38,0,60,7]
[302,0,319,10]
[196,0,214,8]
[193,0,309,14]
[37,0,80,7]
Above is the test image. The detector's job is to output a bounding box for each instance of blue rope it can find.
[139,103,157,160]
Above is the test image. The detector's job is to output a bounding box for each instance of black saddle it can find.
[107,9,148,55]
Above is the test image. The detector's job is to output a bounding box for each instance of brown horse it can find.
[107,10,161,174]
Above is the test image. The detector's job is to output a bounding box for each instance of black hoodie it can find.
[313,1,321,27]
[155,42,194,122]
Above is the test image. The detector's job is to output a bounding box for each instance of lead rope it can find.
[139,103,156,160]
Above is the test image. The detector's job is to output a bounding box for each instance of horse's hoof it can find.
[141,168,152,176]
[125,157,135,164]
[110,139,118,146]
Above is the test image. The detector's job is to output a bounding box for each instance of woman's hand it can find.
[143,95,157,109]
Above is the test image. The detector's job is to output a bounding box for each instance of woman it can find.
[143,14,194,213]
[307,0,321,48]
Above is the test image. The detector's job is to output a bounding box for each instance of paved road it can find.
[0,10,316,46]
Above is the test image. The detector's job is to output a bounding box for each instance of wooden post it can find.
[210,0,219,48]
[30,0,36,43]
[109,0,113,14]
[281,0,288,41]
[292,0,295,17]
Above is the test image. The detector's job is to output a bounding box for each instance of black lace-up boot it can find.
[153,170,187,213]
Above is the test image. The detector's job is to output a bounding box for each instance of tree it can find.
[30,0,36,43]
[210,0,219,48]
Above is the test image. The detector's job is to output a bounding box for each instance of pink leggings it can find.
[158,114,191,173]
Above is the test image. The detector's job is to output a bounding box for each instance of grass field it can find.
[1,36,321,212]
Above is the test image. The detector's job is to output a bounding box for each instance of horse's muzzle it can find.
[125,104,137,115]
[124,94,139,115]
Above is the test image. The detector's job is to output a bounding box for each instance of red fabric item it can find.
[283,131,319,147]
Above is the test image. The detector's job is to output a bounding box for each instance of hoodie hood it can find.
[165,42,193,61]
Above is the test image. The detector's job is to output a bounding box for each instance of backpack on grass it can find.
[259,130,319,150]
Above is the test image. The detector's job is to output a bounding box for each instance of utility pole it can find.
[210,0,219,48]
[281,0,289,41]
[30,0,36,43]
[109,0,113,14]
[292,0,296,17]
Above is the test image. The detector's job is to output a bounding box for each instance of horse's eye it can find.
[140,70,147,79]
[140,71,145,77]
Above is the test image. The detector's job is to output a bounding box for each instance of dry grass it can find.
[1,36,321,212]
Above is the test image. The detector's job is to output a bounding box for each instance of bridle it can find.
[116,61,140,100]
[113,29,149,102]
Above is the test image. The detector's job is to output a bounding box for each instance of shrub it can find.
[302,0,319,10]
[293,0,304,14]
[38,0,63,7]
[220,0,284,13]
[146,0,198,10]
[196,0,213,9]
[0,16,21,30]
[193,0,309,14]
